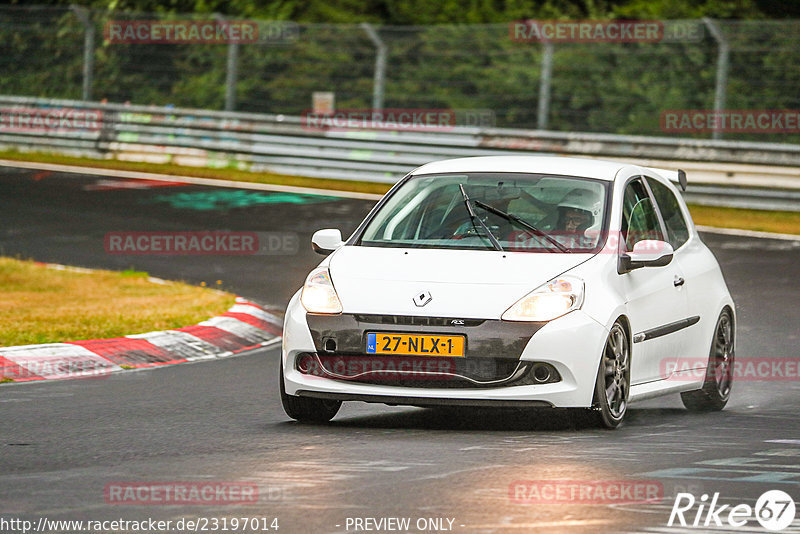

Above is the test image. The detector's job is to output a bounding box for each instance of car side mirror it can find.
[311,229,344,255]
[619,240,674,273]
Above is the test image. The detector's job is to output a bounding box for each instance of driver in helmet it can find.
[554,189,598,248]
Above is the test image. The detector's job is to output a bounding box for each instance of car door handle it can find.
[674,276,685,287]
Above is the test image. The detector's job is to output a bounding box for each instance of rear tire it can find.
[280,361,341,423]
[681,310,734,412]
[593,321,630,429]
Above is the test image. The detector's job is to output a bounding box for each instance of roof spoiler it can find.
[644,167,688,191]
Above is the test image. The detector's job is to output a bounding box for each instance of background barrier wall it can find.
[1,95,799,210]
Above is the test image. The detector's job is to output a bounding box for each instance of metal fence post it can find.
[361,23,386,112]
[703,18,729,140]
[537,42,553,130]
[70,5,94,101]
[215,14,239,111]
[224,39,240,111]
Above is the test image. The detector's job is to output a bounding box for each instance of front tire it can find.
[681,310,734,412]
[280,361,341,423]
[593,321,631,429]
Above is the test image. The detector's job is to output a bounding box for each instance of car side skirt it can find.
[629,374,706,403]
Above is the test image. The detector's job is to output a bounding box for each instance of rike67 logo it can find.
[669,490,796,531]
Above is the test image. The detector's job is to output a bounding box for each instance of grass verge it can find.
[1,150,797,235]
[687,204,800,235]
[0,257,235,347]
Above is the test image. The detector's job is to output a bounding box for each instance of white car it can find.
[280,156,735,428]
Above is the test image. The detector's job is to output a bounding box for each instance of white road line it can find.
[0,159,385,201]
[696,225,800,242]
[227,303,284,325]
[198,316,277,344]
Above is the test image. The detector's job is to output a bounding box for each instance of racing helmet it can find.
[557,188,601,231]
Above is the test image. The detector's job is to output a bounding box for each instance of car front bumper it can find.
[281,292,610,408]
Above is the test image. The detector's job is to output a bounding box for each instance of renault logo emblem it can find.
[413,290,432,307]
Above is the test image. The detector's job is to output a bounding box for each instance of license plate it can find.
[365,332,465,357]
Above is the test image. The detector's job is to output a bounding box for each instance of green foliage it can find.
[1,1,798,142]
[5,0,774,21]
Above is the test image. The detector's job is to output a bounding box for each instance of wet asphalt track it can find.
[1,167,799,533]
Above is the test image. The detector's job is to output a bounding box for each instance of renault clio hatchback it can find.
[280,156,735,428]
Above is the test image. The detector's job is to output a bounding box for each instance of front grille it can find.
[295,353,560,389]
[305,314,545,360]
[353,315,485,327]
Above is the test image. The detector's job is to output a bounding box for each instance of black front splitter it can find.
[296,389,554,408]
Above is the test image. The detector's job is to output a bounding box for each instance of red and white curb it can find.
[0,297,283,383]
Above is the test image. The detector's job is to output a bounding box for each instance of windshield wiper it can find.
[458,184,503,251]
[473,199,570,253]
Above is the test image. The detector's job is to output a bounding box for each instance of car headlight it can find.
[502,275,584,322]
[300,268,343,314]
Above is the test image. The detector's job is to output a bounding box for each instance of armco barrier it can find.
[1,95,799,210]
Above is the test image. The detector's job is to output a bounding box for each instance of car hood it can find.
[327,246,592,319]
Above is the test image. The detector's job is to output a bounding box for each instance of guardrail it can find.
[1,95,799,211]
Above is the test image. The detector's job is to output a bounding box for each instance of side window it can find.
[621,178,662,251]
[646,177,690,250]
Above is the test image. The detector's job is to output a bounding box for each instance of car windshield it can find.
[359,172,609,252]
